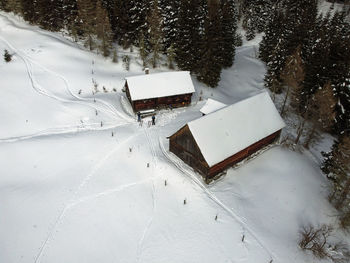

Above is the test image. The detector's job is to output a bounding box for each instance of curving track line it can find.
[136,127,158,262]
[0,122,127,143]
[0,19,132,124]
[33,132,139,263]
[159,137,276,262]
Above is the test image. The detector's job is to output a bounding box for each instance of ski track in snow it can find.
[33,132,139,263]
[0,12,279,262]
[0,12,134,124]
[0,23,132,124]
[136,127,159,262]
[66,178,153,210]
[0,13,86,52]
[159,138,276,262]
[0,122,128,143]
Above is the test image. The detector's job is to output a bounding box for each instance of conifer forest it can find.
[2,1,350,261]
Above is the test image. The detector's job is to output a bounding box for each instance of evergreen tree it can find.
[21,0,39,23]
[322,136,350,228]
[175,0,206,73]
[146,0,163,68]
[303,82,336,149]
[114,0,148,48]
[77,0,96,50]
[241,0,274,34]
[197,0,223,87]
[6,0,22,15]
[37,0,65,31]
[0,0,8,11]
[166,44,175,69]
[261,0,317,94]
[138,31,148,67]
[159,0,180,51]
[280,45,305,116]
[322,137,350,228]
[334,72,350,135]
[220,0,237,68]
[259,8,285,63]
[96,0,113,57]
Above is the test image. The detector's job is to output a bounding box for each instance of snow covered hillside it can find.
[0,12,340,263]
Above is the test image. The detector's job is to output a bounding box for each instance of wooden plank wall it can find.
[169,128,281,183]
[132,94,192,112]
[169,125,209,176]
[208,130,281,179]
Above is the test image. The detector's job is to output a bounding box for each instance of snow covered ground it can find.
[0,11,342,263]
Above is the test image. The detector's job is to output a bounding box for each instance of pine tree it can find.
[6,0,22,15]
[0,0,8,11]
[77,0,96,50]
[323,136,350,227]
[334,72,350,135]
[21,0,39,23]
[146,0,163,68]
[303,82,336,149]
[175,0,206,73]
[220,0,237,68]
[259,8,285,63]
[166,44,175,69]
[96,0,113,57]
[280,45,305,116]
[138,31,148,67]
[159,0,180,51]
[241,0,274,34]
[112,49,118,63]
[197,0,223,87]
[114,0,148,48]
[37,0,65,31]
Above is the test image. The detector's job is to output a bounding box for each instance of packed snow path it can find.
[0,11,336,263]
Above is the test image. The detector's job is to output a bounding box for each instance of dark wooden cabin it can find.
[124,71,195,112]
[168,92,285,183]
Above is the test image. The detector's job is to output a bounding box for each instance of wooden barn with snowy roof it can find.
[168,92,285,183]
[124,71,195,112]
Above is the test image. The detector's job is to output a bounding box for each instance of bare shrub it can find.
[299,224,350,262]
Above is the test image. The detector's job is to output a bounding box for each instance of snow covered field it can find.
[0,12,340,263]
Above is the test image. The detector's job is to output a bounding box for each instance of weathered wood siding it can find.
[125,81,135,110]
[124,80,193,112]
[169,127,282,183]
[169,125,209,176]
[207,130,281,179]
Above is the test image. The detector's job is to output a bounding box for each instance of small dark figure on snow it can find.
[152,115,155,125]
[137,112,141,122]
[4,49,12,62]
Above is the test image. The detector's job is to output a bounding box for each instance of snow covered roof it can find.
[125,71,195,101]
[200,99,227,115]
[188,92,285,167]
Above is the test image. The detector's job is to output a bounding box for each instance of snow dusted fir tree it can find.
[322,136,350,228]
[197,0,223,87]
[114,0,148,48]
[175,0,206,73]
[77,0,96,50]
[280,45,305,116]
[220,0,237,68]
[4,0,22,15]
[145,0,163,68]
[96,0,113,57]
[302,82,336,149]
[241,0,274,34]
[159,0,180,51]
